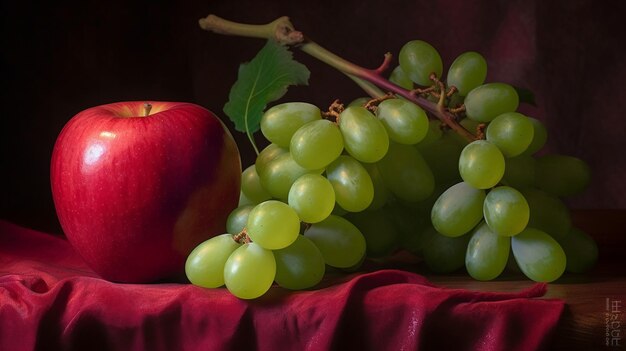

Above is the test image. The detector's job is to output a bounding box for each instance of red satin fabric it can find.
[0,220,563,351]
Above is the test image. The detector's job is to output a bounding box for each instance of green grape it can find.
[422,226,470,273]
[505,252,522,273]
[399,40,443,86]
[226,205,253,234]
[419,131,463,184]
[331,203,349,217]
[274,235,326,290]
[361,162,391,210]
[415,119,444,149]
[288,173,335,223]
[348,97,369,107]
[448,92,465,108]
[290,119,344,170]
[535,154,591,197]
[404,180,455,217]
[459,140,505,189]
[304,215,366,268]
[376,98,429,145]
[224,243,276,299]
[558,227,598,273]
[389,65,414,90]
[521,188,571,239]
[511,228,566,282]
[246,200,300,250]
[483,186,529,237]
[401,226,427,256]
[502,155,536,188]
[186,234,241,288]
[385,204,429,255]
[466,222,510,281]
[446,51,487,96]
[464,83,519,122]
[339,254,366,272]
[386,203,429,237]
[450,118,481,147]
[520,117,548,155]
[486,112,534,157]
[460,118,481,135]
[338,106,389,163]
[241,165,271,204]
[326,155,374,212]
[426,94,439,103]
[431,182,485,237]
[255,143,287,176]
[347,209,399,258]
[260,102,321,148]
[377,142,435,202]
[258,151,322,201]
[238,190,253,207]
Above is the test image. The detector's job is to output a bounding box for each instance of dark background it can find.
[2,0,625,234]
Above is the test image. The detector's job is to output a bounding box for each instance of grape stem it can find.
[429,73,447,107]
[199,14,476,141]
[322,99,345,123]
[364,93,395,113]
[476,123,487,140]
[233,229,252,244]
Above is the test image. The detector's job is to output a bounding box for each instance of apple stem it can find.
[143,103,153,117]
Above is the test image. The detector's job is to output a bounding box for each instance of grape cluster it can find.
[186,39,597,299]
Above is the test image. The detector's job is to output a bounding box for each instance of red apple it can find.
[51,101,241,283]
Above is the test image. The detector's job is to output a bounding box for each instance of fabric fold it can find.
[1,220,564,351]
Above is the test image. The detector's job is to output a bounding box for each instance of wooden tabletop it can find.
[426,209,626,350]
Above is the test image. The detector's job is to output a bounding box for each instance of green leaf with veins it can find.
[223,39,310,154]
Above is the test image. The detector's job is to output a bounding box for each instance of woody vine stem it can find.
[199,14,477,142]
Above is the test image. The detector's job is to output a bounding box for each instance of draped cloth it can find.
[0,220,563,350]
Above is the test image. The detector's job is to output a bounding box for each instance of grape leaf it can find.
[223,39,310,152]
